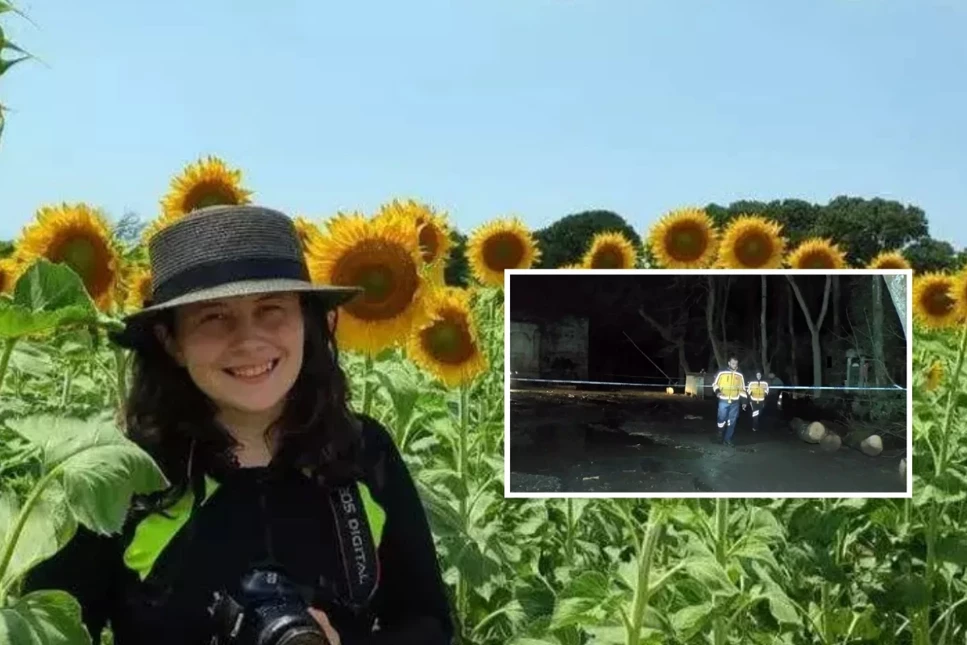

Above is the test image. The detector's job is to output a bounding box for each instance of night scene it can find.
[507,271,910,495]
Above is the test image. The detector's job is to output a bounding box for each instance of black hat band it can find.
[152,257,311,304]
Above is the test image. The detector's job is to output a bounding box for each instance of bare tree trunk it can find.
[773,282,783,370]
[872,276,887,386]
[833,275,841,336]
[787,283,798,386]
[638,307,690,376]
[787,275,833,399]
[706,276,725,369]
[884,274,908,339]
[760,275,769,374]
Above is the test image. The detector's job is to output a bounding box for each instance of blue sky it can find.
[1,0,965,248]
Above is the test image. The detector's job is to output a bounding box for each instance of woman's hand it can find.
[308,607,341,645]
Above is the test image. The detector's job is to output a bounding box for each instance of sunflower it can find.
[292,216,323,252]
[557,263,584,270]
[924,359,944,392]
[716,215,786,269]
[143,156,254,243]
[787,238,848,270]
[912,272,960,329]
[376,199,453,284]
[581,231,637,269]
[951,269,967,323]
[646,207,718,269]
[121,265,154,311]
[0,257,18,294]
[867,250,911,271]
[406,287,487,387]
[14,203,120,310]
[466,217,541,288]
[306,212,425,356]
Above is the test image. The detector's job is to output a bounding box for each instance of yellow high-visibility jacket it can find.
[747,380,769,401]
[713,370,748,402]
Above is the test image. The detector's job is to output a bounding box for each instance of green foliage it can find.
[706,195,965,271]
[905,237,967,274]
[446,230,470,287]
[2,229,967,645]
[817,196,928,265]
[0,260,102,341]
[0,1,34,146]
[705,198,822,248]
[534,210,642,269]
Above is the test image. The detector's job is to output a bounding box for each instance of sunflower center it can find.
[591,245,624,269]
[482,232,526,271]
[666,224,708,261]
[801,252,834,269]
[421,314,475,365]
[331,241,419,322]
[418,223,440,263]
[55,236,98,282]
[359,265,393,300]
[735,233,773,268]
[182,181,242,213]
[923,285,955,317]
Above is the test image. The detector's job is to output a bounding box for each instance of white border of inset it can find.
[503,268,914,499]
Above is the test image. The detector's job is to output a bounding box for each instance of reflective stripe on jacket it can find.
[122,477,386,582]
[747,380,769,401]
[713,370,747,401]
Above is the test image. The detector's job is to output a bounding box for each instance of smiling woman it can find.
[22,205,455,645]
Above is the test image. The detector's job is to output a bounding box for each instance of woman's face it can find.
[162,292,305,420]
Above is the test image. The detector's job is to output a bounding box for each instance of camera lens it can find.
[274,627,330,645]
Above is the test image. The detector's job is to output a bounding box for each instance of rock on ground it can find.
[510,472,562,492]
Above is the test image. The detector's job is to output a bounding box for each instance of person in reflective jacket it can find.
[711,356,748,446]
[23,206,453,645]
[746,371,770,432]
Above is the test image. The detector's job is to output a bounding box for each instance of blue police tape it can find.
[509,376,904,391]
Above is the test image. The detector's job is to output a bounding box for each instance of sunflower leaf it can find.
[4,414,168,535]
[0,261,99,339]
[0,590,92,645]
[0,484,78,595]
[13,260,97,312]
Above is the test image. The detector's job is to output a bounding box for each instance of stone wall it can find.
[539,316,589,380]
[509,315,589,380]
[509,321,541,377]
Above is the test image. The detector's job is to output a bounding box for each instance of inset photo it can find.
[505,269,912,497]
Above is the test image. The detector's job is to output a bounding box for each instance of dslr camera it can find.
[208,567,330,645]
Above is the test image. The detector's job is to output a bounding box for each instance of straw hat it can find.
[110,204,362,348]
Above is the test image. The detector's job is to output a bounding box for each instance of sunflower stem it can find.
[916,319,967,645]
[712,498,729,645]
[0,338,17,395]
[456,384,471,638]
[114,345,128,414]
[60,367,73,409]
[361,353,374,417]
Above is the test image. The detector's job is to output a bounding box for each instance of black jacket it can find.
[23,417,453,645]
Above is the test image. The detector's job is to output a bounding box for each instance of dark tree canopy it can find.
[705,196,931,264]
[533,210,642,268]
[445,230,470,287]
[904,237,967,274]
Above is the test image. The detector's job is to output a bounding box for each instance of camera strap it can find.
[326,482,379,613]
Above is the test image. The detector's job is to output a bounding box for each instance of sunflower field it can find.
[0,154,965,645]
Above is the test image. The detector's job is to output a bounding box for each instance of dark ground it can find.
[508,387,908,494]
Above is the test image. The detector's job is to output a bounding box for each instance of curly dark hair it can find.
[123,293,364,517]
